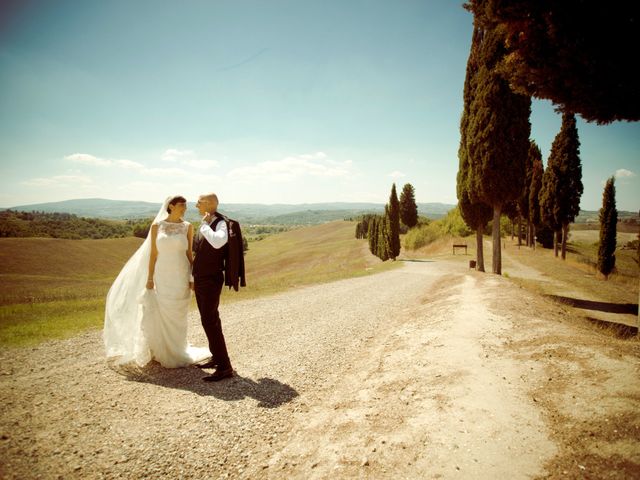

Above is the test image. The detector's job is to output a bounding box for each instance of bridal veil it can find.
[103,197,172,365]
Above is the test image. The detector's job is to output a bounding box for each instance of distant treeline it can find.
[0,210,142,239]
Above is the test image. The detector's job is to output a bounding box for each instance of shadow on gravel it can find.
[400,259,435,263]
[114,363,299,408]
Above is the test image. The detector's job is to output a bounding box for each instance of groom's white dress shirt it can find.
[200,217,228,249]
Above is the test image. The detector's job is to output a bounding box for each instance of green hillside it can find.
[4,198,456,224]
[0,221,396,347]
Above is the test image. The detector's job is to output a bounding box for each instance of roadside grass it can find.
[221,220,399,302]
[0,237,142,348]
[500,229,638,306]
[401,233,476,264]
[1,221,397,348]
[401,226,639,324]
[0,299,104,347]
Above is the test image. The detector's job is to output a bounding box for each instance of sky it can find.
[0,0,638,211]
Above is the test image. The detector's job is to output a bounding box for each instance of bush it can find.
[440,207,472,237]
[403,223,442,250]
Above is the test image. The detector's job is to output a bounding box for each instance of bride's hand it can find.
[146,279,154,289]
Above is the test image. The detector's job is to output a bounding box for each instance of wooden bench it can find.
[452,243,467,254]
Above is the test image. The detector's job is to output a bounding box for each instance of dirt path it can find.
[1,261,638,479]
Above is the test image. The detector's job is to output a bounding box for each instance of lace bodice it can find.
[157,220,189,236]
[156,220,189,255]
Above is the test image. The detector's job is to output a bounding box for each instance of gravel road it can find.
[1,260,638,479]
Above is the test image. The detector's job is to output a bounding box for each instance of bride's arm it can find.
[146,224,159,289]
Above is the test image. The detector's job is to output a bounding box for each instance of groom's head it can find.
[196,193,219,215]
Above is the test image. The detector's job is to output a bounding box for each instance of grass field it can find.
[404,226,639,316]
[0,221,398,347]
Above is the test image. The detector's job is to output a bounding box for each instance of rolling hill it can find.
[4,198,456,224]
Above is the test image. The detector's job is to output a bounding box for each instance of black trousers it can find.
[194,271,231,368]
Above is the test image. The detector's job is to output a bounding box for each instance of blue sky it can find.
[1,0,638,211]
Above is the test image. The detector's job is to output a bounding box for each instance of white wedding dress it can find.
[104,197,209,368]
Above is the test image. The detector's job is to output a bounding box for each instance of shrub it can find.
[403,222,442,250]
[440,207,472,237]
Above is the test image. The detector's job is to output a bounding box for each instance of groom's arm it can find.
[200,220,228,249]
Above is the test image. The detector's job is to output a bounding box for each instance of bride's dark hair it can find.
[167,195,187,213]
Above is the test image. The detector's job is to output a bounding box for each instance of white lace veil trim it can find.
[103,196,174,364]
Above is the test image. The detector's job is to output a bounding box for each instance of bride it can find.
[104,195,209,368]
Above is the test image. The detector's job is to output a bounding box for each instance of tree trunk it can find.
[476,228,485,272]
[532,224,536,250]
[561,222,569,260]
[554,229,561,257]
[511,220,515,241]
[492,206,502,274]
[518,216,522,246]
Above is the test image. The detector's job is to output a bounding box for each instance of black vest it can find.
[193,216,227,277]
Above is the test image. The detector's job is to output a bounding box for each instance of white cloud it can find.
[21,174,93,187]
[227,153,352,183]
[142,167,190,177]
[161,149,195,162]
[182,159,220,169]
[115,159,144,170]
[65,153,111,166]
[160,148,220,170]
[614,169,636,178]
[389,170,406,179]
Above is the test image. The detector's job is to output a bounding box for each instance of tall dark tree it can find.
[519,141,539,246]
[528,157,543,249]
[466,0,640,123]
[368,217,378,256]
[466,10,532,275]
[388,183,401,260]
[539,113,583,259]
[525,142,543,246]
[399,183,419,228]
[457,24,492,272]
[597,177,617,279]
[539,155,562,256]
[378,208,391,261]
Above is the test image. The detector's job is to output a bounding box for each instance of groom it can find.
[193,193,233,381]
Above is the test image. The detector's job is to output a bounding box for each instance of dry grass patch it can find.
[1,221,396,347]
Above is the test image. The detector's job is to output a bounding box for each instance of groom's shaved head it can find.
[202,193,218,205]
[198,193,219,213]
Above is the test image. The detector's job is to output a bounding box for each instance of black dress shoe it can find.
[202,366,234,382]
[195,359,218,369]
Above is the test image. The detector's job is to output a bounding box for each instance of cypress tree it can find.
[556,113,583,259]
[528,156,543,249]
[597,177,617,279]
[399,183,419,228]
[526,142,543,247]
[466,0,640,123]
[457,24,492,272]
[539,153,562,256]
[378,208,390,261]
[388,184,401,260]
[519,141,538,246]
[539,113,583,259]
[368,217,378,256]
[466,13,532,275]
